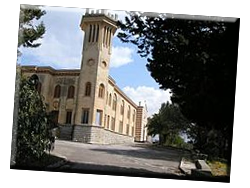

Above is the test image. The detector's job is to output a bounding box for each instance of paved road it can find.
[50,140,190,177]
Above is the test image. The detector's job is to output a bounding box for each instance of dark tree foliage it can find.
[118,12,239,160]
[147,102,190,147]
[184,122,232,160]
[16,75,55,165]
[18,4,46,55]
[118,16,231,129]
[23,9,45,48]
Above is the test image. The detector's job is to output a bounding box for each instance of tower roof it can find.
[80,9,118,30]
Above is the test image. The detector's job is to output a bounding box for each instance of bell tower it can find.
[74,9,118,126]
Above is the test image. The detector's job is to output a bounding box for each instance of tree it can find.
[18,4,46,56]
[15,73,55,165]
[118,12,239,160]
[147,102,190,146]
[11,5,47,166]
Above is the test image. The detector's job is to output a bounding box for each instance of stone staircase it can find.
[58,125,74,141]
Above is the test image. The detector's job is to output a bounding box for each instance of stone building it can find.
[135,102,148,142]
[21,9,148,144]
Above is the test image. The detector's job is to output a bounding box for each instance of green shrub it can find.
[15,76,54,165]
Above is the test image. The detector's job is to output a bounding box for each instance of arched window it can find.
[106,27,109,46]
[108,28,112,46]
[127,105,131,119]
[96,25,99,42]
[108,93,112,106]
[88,24,92,42]
[133,109,136,122]
[120,100,124,115]
[103,26,106,44]
[92,25,96,42]
[85,82,91,96]
[112,94,117,111]
[29,74,39,85]
[101,61,107,68]
[67,85,75,98]
[98,84,105,98]
[54,85,61,98]
[36,82,42,94]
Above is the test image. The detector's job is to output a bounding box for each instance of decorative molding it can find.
[87,58,95,66]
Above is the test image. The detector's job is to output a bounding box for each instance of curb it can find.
[179,157,213,177]
[179,157,185,174]
[196,160,212,171]
[46,156,68,169]
[193,160,212,177]
[179,157,196,175]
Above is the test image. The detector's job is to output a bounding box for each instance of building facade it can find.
[135,102,148,142]
[21,9,147,144]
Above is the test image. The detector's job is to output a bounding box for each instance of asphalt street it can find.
[50,140,190,178]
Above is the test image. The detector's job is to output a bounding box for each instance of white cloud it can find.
[20,33,82,69]
[19,6,84,69]
[123,86,172,117]
[110,46,134,68]
[19,7,132,70]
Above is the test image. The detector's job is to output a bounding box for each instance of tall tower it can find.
[74,9,118,126]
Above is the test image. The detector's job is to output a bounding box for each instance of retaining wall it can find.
[72,125,134,144]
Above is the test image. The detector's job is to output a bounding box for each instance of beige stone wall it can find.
[19,12,147,144]
[74,45,99,125]
[21,67,79,125]
[21,67,138,139]
[135,107,143,141]
[75,13,117,126]
[73,125,134,144]
[101,81,137,137]
[75,12,138,139]
[52,76,79,124]
[135,106,148,142]
[141,106,148,141]
[72,125,92,143]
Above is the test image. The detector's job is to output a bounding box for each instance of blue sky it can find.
[19,5,171,116]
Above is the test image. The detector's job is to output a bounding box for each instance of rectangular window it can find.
[131,126,134,137]
[89,25,92,42]
[95,109,103,126]
[128,112,130,119]
[81,108,89,124]
[96,25,99,42]
[107,115,110,129]
[126,124,130,135]
[104,114,107,128]
[103,26,106,44]
[120,105,124,115]
[133,110,136,122]
[111,117,115,131]
[127,106,131,119]
[66,111,72,124]
[119,121,123,134]
[108,94,112,106]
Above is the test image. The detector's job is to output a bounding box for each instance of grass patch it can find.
[207,161,240,177]
[207,160,230,177]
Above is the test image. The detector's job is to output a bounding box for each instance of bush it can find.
[164,134,193,150]
[15,76,54,165]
